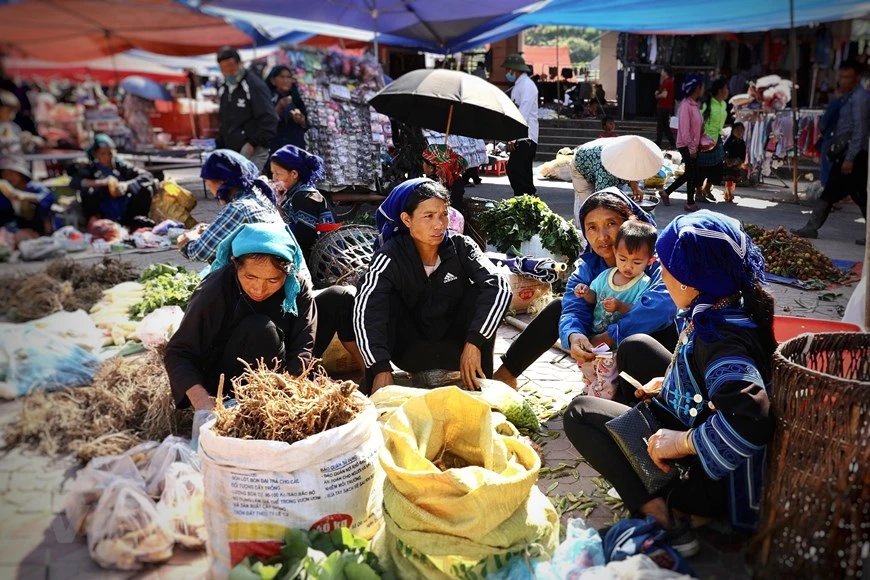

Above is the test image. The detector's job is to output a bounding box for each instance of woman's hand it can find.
[647,428,695,472]
[371,371,394,394]
[569,333,595,364]
[460,343,484,390]
[291,109,306,127]
[186,384,216,411]
[635,376,664,400]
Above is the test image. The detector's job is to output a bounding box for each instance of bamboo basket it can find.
[749,332,870,579]
[308,225,377,289]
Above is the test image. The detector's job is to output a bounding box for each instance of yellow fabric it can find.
[376,386,558,579]
[150,179,197,229]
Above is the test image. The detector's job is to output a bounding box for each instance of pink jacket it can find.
[676,97,702,154]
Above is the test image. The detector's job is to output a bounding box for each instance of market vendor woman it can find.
[353,178,512,394]
[165,221,316,410]
[70,133,157,228]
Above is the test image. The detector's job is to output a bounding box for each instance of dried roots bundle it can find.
[4,348,192,462]
[1,257,137,321]
[213,359,363,444]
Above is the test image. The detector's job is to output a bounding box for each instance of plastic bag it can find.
[52,225,91,252]
[140,435,199,497]
[28,309,104,352]
[87,479,175,570]
[580,354,619,400]
[18,237,66,261]
[157,462,206,549]
[476,378,541,432]
[64,454,146,536]
[0,324,100,399]
[578,554,695,579]
[533,519,606,579]
[129,306,184,347]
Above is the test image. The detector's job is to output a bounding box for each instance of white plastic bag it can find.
[87,479,175,570]
[64,454,146,536]
[140,435,199,497]
[199,395,384,578]
[157,462,207,549]
[129,306,185,347]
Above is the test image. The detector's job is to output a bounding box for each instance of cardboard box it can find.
[508,272,552,314]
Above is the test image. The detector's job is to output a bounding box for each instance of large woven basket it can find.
[308,225,378,289]
[748,332,870,579]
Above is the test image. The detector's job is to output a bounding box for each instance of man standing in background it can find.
[654,66,676,149]
[503,53,539,197]
[216,46,277,171]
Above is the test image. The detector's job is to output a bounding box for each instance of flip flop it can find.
[658,190,671,206]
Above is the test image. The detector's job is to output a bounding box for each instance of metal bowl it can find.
[639,194,660,217]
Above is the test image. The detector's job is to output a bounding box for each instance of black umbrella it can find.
[368,68,528,142]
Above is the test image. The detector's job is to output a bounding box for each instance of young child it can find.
[723,122,747,203]
[599,115,619,138]
[573,220,657,398]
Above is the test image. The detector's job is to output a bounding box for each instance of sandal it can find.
[684,204,700,212]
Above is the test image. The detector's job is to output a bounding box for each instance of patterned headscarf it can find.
[212,222,309,315]
[270,145,324,186]
[422,144,468,187]
[374,177,437,251]
[656,210,766,340]
[200,149,276,206]
[681,74,704,98]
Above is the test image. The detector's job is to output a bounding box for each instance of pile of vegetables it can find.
[229,528,395,580]
[480,195,583,264]
[129,263,200,321]
[744,224,847,283]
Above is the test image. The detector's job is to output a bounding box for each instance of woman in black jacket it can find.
[165,221,316,411]
[353,178,512,394]
[265,65,307,155]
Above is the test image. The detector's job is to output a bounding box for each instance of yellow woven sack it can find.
[151,179,198,229]
[376,386,558,579]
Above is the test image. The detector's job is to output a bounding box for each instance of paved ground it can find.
[0,164,864,579]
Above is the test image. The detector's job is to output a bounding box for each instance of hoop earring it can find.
[680,284,687,290]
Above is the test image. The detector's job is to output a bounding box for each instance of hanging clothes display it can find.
[734,109,824,179]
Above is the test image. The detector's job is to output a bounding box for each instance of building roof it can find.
[521,45,572,77]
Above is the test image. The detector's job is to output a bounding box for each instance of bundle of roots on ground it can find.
[0,257,137,321]
[3,346,192,463]
[213,359,363,444]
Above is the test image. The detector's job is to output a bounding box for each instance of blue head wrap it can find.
[374,177,438,251]
[577,187,656,262]
[656,210,766,341]
[200,149,277,206]
[681,74,703,98]
[87,133,116,160]
[270,145,325,187]
[212,222,309,315]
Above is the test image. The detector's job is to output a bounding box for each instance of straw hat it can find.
[600,135,664,181]
[501,53,532,73]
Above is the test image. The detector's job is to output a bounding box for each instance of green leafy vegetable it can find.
[479,195,582,263]
[138,262,189,282]
[128,268,200,320]
[229,527,395,580]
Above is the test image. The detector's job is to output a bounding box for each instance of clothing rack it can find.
[732,108,824,185]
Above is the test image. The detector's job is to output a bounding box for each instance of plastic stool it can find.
[484,159,507,176]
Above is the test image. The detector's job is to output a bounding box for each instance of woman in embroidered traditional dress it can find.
[562,210,776,557]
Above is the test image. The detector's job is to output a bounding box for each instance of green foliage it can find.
[129,267,200,320]
[523,26,601,70]
[479,195,582,263]
[229,528,396,580]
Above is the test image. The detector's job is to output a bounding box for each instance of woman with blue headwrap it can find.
[166,221,316,412]
[354,178,512,394]
[563,210,776,556]
[269,144,334,262]
[70,133,157,228]
[178,149,282,263]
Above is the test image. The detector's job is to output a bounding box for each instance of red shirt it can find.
[657,76,675,110]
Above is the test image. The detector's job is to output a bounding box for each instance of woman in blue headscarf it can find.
[178,149,282,263]
[166,221,315,411]
[563,210,775,556]
[70,133,157,228]
[354,178,512,394]
[269,144,335,262]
